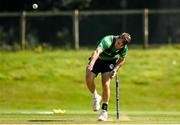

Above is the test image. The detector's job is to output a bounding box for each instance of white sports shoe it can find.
[98,110,108,121]
[93,95,102,111]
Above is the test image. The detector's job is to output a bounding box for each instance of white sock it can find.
[93,89,99,98]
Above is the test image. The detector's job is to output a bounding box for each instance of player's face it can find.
[115,39,125,49]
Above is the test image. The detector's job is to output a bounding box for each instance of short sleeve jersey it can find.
[97,35,128,60]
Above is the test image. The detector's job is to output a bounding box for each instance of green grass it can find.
[0,112,180,124]
[0,46,180,114]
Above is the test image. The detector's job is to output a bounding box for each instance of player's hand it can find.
[110,70,117,79]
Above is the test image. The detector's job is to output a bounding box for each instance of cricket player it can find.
[86,32,131,121]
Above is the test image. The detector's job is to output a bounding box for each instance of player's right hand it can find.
[86,64,93,71]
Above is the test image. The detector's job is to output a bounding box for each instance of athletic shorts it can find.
[89,58,116,76]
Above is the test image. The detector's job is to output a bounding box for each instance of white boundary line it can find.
[123,111,180,115]
[0,111,54,115]
[1,111,180,115]
[1,123,179,125]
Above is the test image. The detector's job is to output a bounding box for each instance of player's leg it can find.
[86,69,96,93]
[98,72,111,121]
[101,72,111,103]
[86,65,101,111]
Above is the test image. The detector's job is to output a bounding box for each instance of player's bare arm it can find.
[110,57,125,78]
[87,47,103,71]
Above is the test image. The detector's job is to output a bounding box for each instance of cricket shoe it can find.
[98,110,108,121]
[93,95,101,112]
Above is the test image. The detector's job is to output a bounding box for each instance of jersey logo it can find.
[104,50,120,56]
[115,50,120,53]
[104,51,113,56]
[109,64,114,69]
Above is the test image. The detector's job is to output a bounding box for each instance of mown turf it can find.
[0,46,180,113]
[0,112,180,124]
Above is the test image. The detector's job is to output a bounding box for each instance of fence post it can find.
[73,9,79,50]
[143,8,149,49]
[20,11,26,50]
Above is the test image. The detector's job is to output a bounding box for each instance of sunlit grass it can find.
[0,47,180,112]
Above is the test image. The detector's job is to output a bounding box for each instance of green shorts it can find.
[90,58,116,76]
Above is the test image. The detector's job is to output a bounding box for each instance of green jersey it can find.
[97,35,128,60]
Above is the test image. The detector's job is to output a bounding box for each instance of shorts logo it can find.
[109,64,114,69]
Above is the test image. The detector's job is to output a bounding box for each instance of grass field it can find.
[0,45,180,123]
[0,111,180,124]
